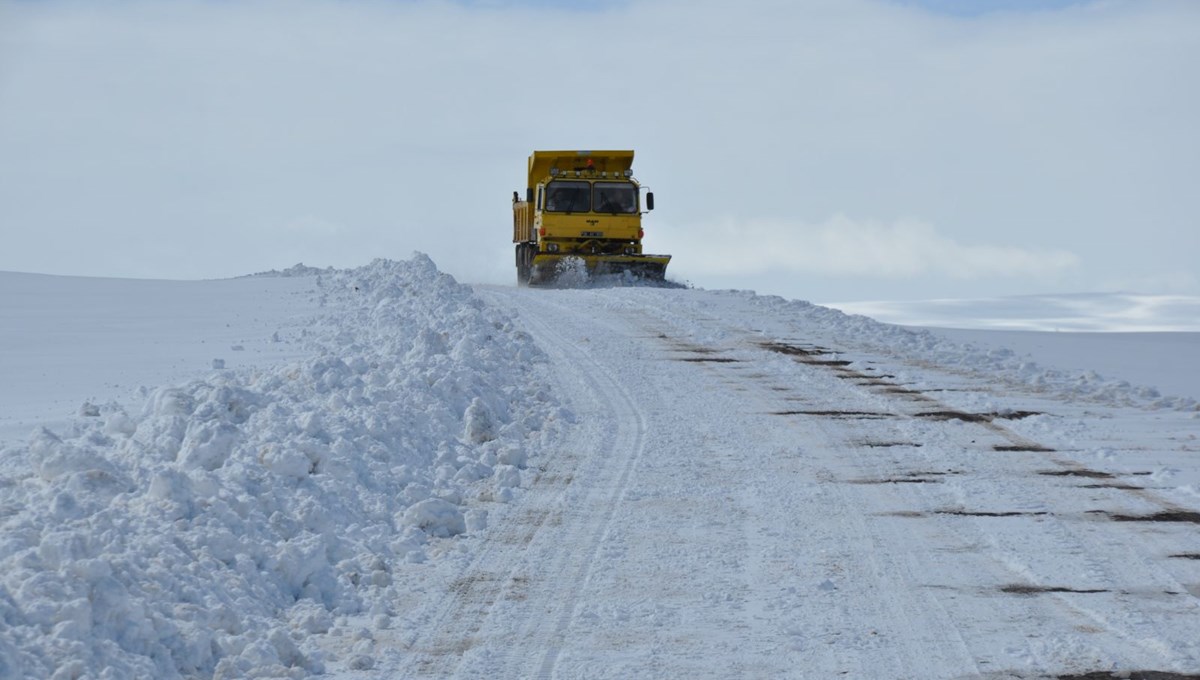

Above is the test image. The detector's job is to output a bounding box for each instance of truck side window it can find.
[537,187,544,210]
[545,180,591,213]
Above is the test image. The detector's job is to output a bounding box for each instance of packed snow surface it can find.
[2,255,1199,679]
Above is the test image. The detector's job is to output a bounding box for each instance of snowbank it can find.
[0,255,560,678]
[719,290,1198,411]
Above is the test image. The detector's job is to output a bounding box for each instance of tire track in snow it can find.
[603,293,1199,674]
[444,286,1200,677]
[670,330,984,676]
[384,456,566,677]
[745,334,1200,670]
[476,289,650,679]
[525,291,985,675]
[382,298,629,677]
[889,415,1200,667]
[514,293,984,676]
[383,288,649,678]
[822,357,1200,667]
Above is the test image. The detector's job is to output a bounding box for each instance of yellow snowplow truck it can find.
[513,150,671,285]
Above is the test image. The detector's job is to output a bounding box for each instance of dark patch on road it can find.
[916,410,1043,423]
[941,510,1049,517]
[772,410,894,419]
[916,410,993,423]
[1104,511,1200,524]
[994,444,1057,452]
[1040,469,1114,479]
[848,478,940,485]
[883,509,1047,518]
[855,379,897,387]
[859,441,923,448]
[760,341,858,367]
[760,341,830,357]
[1170,553,1200,560]
[1001,584,1108,595]
[1057,672,1200,680]
[881,386,924,395]
[993,410,1043,420]
[836,373,895,380]
[1081,484,1145,490]
[678,357,741,363]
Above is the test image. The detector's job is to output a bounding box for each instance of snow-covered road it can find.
[3,259,1198,679]
[360,284,1200,678]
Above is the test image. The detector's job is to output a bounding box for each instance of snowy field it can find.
[827,293,1200,333]
[826,294,1200,404]
[2,257,1199,679]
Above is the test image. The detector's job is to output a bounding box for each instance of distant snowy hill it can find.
[826,292,1200,332]
[826,292,1200,402]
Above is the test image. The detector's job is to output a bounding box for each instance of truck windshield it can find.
[545,181,591,213]
[593,182,638,214]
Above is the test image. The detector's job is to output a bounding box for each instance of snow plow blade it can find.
[529,253,671,286]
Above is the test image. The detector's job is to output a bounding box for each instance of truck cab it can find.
[513,150,669,285]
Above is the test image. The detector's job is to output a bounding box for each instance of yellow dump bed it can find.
[528,150,634,187]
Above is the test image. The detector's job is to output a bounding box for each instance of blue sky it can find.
[0,0,1196,303]
[892,0,1090,16]
[455,0,1090,14]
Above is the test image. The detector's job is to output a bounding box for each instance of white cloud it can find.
[0,0,1195,301]
[665,214,1080,279]
[279,215,345,238]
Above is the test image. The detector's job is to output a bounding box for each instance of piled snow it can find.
[0,255,560,678]
[246,263,336,279]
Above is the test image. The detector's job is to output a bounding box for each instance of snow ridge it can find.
[0,255,560,679]
[734,291,1199,411]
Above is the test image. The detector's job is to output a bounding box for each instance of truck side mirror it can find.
[513,191,519,203]
[646,192,654,211]
[527,187,534,203]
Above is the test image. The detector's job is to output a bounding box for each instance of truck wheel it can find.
[515,244,532,286]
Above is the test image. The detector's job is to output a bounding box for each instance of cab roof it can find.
[528,150,634,186]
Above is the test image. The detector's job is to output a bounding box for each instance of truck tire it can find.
[515,244,533,286]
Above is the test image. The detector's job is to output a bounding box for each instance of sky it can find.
[0,0,1197,303]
